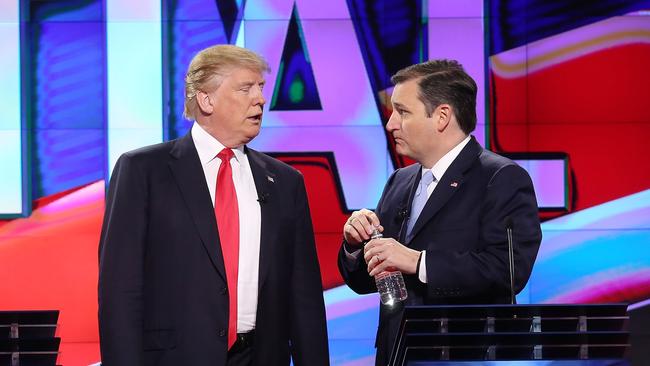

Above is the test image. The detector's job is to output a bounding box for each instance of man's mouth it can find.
[248,113,262,122]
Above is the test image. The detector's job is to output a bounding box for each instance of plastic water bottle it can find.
[371,229,407,306]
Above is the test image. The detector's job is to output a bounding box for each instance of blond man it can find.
[99,45,329,366]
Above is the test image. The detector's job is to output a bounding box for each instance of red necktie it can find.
[215,148,239,349]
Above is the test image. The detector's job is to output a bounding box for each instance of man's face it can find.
[207,67,266,146]
[386,79,437,163]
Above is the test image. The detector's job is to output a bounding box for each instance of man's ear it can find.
[196,90,214,115]
[435,104,452,132]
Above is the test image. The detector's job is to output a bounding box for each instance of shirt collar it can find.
[422,135,472,181]
[191,122,246,164]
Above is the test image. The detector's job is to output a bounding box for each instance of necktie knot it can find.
[217,148,234,163]
[416,170,435,196]
[407,170,435,241]
[422,170,435,186]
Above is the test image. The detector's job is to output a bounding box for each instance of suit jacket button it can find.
[220,287,227,295]
[219,329,226,337]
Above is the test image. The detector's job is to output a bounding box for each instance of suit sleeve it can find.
[289,173,330,366]
[98,153,147,366]
[424,164,542,299]
[337,170,399,295]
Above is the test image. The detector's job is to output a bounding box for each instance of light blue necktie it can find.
[406,170,435,241]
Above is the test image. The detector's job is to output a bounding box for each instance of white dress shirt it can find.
[344,135,472,284]
[191,122,260,332]
[416,135,471,282]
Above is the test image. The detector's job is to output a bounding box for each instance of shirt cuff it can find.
[418,250,427,283]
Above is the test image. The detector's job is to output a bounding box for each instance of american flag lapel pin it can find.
[267,175,275,183]
[450,182,458,187]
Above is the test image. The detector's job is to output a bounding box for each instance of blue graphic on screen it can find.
[489,0,650,54]
[28,0,105,199]
[347,0,428,92]
[164,0,242,140]
[270,4,322,111]
[215,0,242,43]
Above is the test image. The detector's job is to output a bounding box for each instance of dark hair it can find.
[391,60,477,134]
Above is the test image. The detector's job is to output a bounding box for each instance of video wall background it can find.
[0,0,648,365]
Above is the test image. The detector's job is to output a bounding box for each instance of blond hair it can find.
[183,45,270,120]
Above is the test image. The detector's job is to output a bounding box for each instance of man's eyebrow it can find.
[392,102,407,109]
[238,80,265,87]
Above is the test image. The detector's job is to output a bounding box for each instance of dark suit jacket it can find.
[338,136,542,366]
[98,133,329,366]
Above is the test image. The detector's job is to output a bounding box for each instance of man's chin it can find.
[395,145,409,157]
[243,128,261,143]
[395,147,418,162]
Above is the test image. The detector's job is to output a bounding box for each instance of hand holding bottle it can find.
[363,235,421,277]
[366,229,407,306]
[343,208,384,247]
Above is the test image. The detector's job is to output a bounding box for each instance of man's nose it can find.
[386,113,399,132]
[253,88,265,106]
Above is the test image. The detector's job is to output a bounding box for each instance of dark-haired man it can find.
[338,60,542,365]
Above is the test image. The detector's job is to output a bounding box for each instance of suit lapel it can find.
[168,133,226,281]
[398,167,420,244]
[407,137,482,244]
[245,147,276,290]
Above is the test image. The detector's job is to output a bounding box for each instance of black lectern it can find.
[0,311,60,366]
[389,304,629,365]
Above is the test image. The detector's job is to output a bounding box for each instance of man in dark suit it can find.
[99,45,329,366]
[338,60,542,366]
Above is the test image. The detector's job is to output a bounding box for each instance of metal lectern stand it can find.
[0,311,60,366]
[389,304,629,365]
